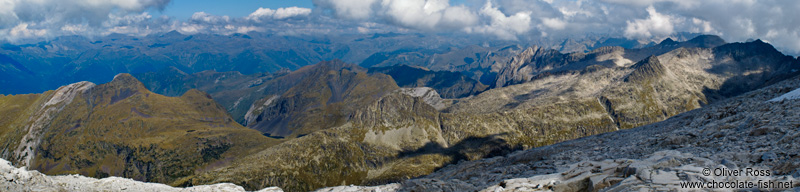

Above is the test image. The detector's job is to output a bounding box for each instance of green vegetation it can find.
[0,74,282,186]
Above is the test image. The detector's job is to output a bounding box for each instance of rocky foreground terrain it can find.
[0,157,283,192]
[317,67,800,191]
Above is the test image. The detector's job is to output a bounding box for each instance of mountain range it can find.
[1,33,798,191]
[0,31,702,95]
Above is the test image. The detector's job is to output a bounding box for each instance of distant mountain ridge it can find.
[0,32,505,94]
[0,31,695,95]
[492,35,727,88]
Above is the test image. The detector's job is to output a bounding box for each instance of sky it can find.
[160,0,315,20]
[159,0,470,20]
[0,0,799,55]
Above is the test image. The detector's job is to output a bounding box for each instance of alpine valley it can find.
[2,31,800,192]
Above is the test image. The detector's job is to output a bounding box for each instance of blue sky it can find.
[161,0,315,20]
[159,0,471,20]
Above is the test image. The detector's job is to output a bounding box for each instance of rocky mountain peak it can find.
[713,38,784,61]
[686,34,726,48]
[110,73,147,90]
[181,89,213,100]
[625,55,666,83]
[89,73,149,105]
[658,38,677,46]
[315,59,364,72]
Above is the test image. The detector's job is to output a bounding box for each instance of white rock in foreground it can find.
[314,183,400,192]
[0,158,282,192]
[315,150,799,192]
[768,87,800,102]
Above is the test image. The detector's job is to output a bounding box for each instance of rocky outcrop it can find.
[493,45,567,88]
[11,81,95,167]
[624,55,666,83]
[0,157,284,192]
[396,87,447,110]
[369,65,488,98]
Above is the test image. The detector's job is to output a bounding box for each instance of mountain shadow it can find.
[397,133,522,172]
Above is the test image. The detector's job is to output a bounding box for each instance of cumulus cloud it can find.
[247,7,312,21]
[0,0,169,42]
[313,0,379,19]
[380,0,478,30]
[0,0,168,27]
[307,0,800,54]
[8,23,47,39]
[623,6,676,40]
[314,0,534,39]
[314,0,479,31]
[469,1,532,40]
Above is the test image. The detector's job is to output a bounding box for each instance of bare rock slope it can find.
[319,68,800,191]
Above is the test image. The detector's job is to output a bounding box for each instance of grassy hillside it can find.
[0,74,282,186]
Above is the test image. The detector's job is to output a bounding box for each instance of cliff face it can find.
[368,65,488,99]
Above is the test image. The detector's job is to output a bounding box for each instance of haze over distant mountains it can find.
[0,31,701,95]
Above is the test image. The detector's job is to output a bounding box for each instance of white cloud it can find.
[2,0,800,55]
[313,0,379,19]
[600,0,698,8]
[191,12,230,24]
[689,18,716,34]
[247,7,312,21]
[1,0,168,26]
[624,6,676,40]
[9,23,47,38]
[541,17,566,30]
[378,0,478,30]
[470,1,532,40]
[0,0,169,42]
